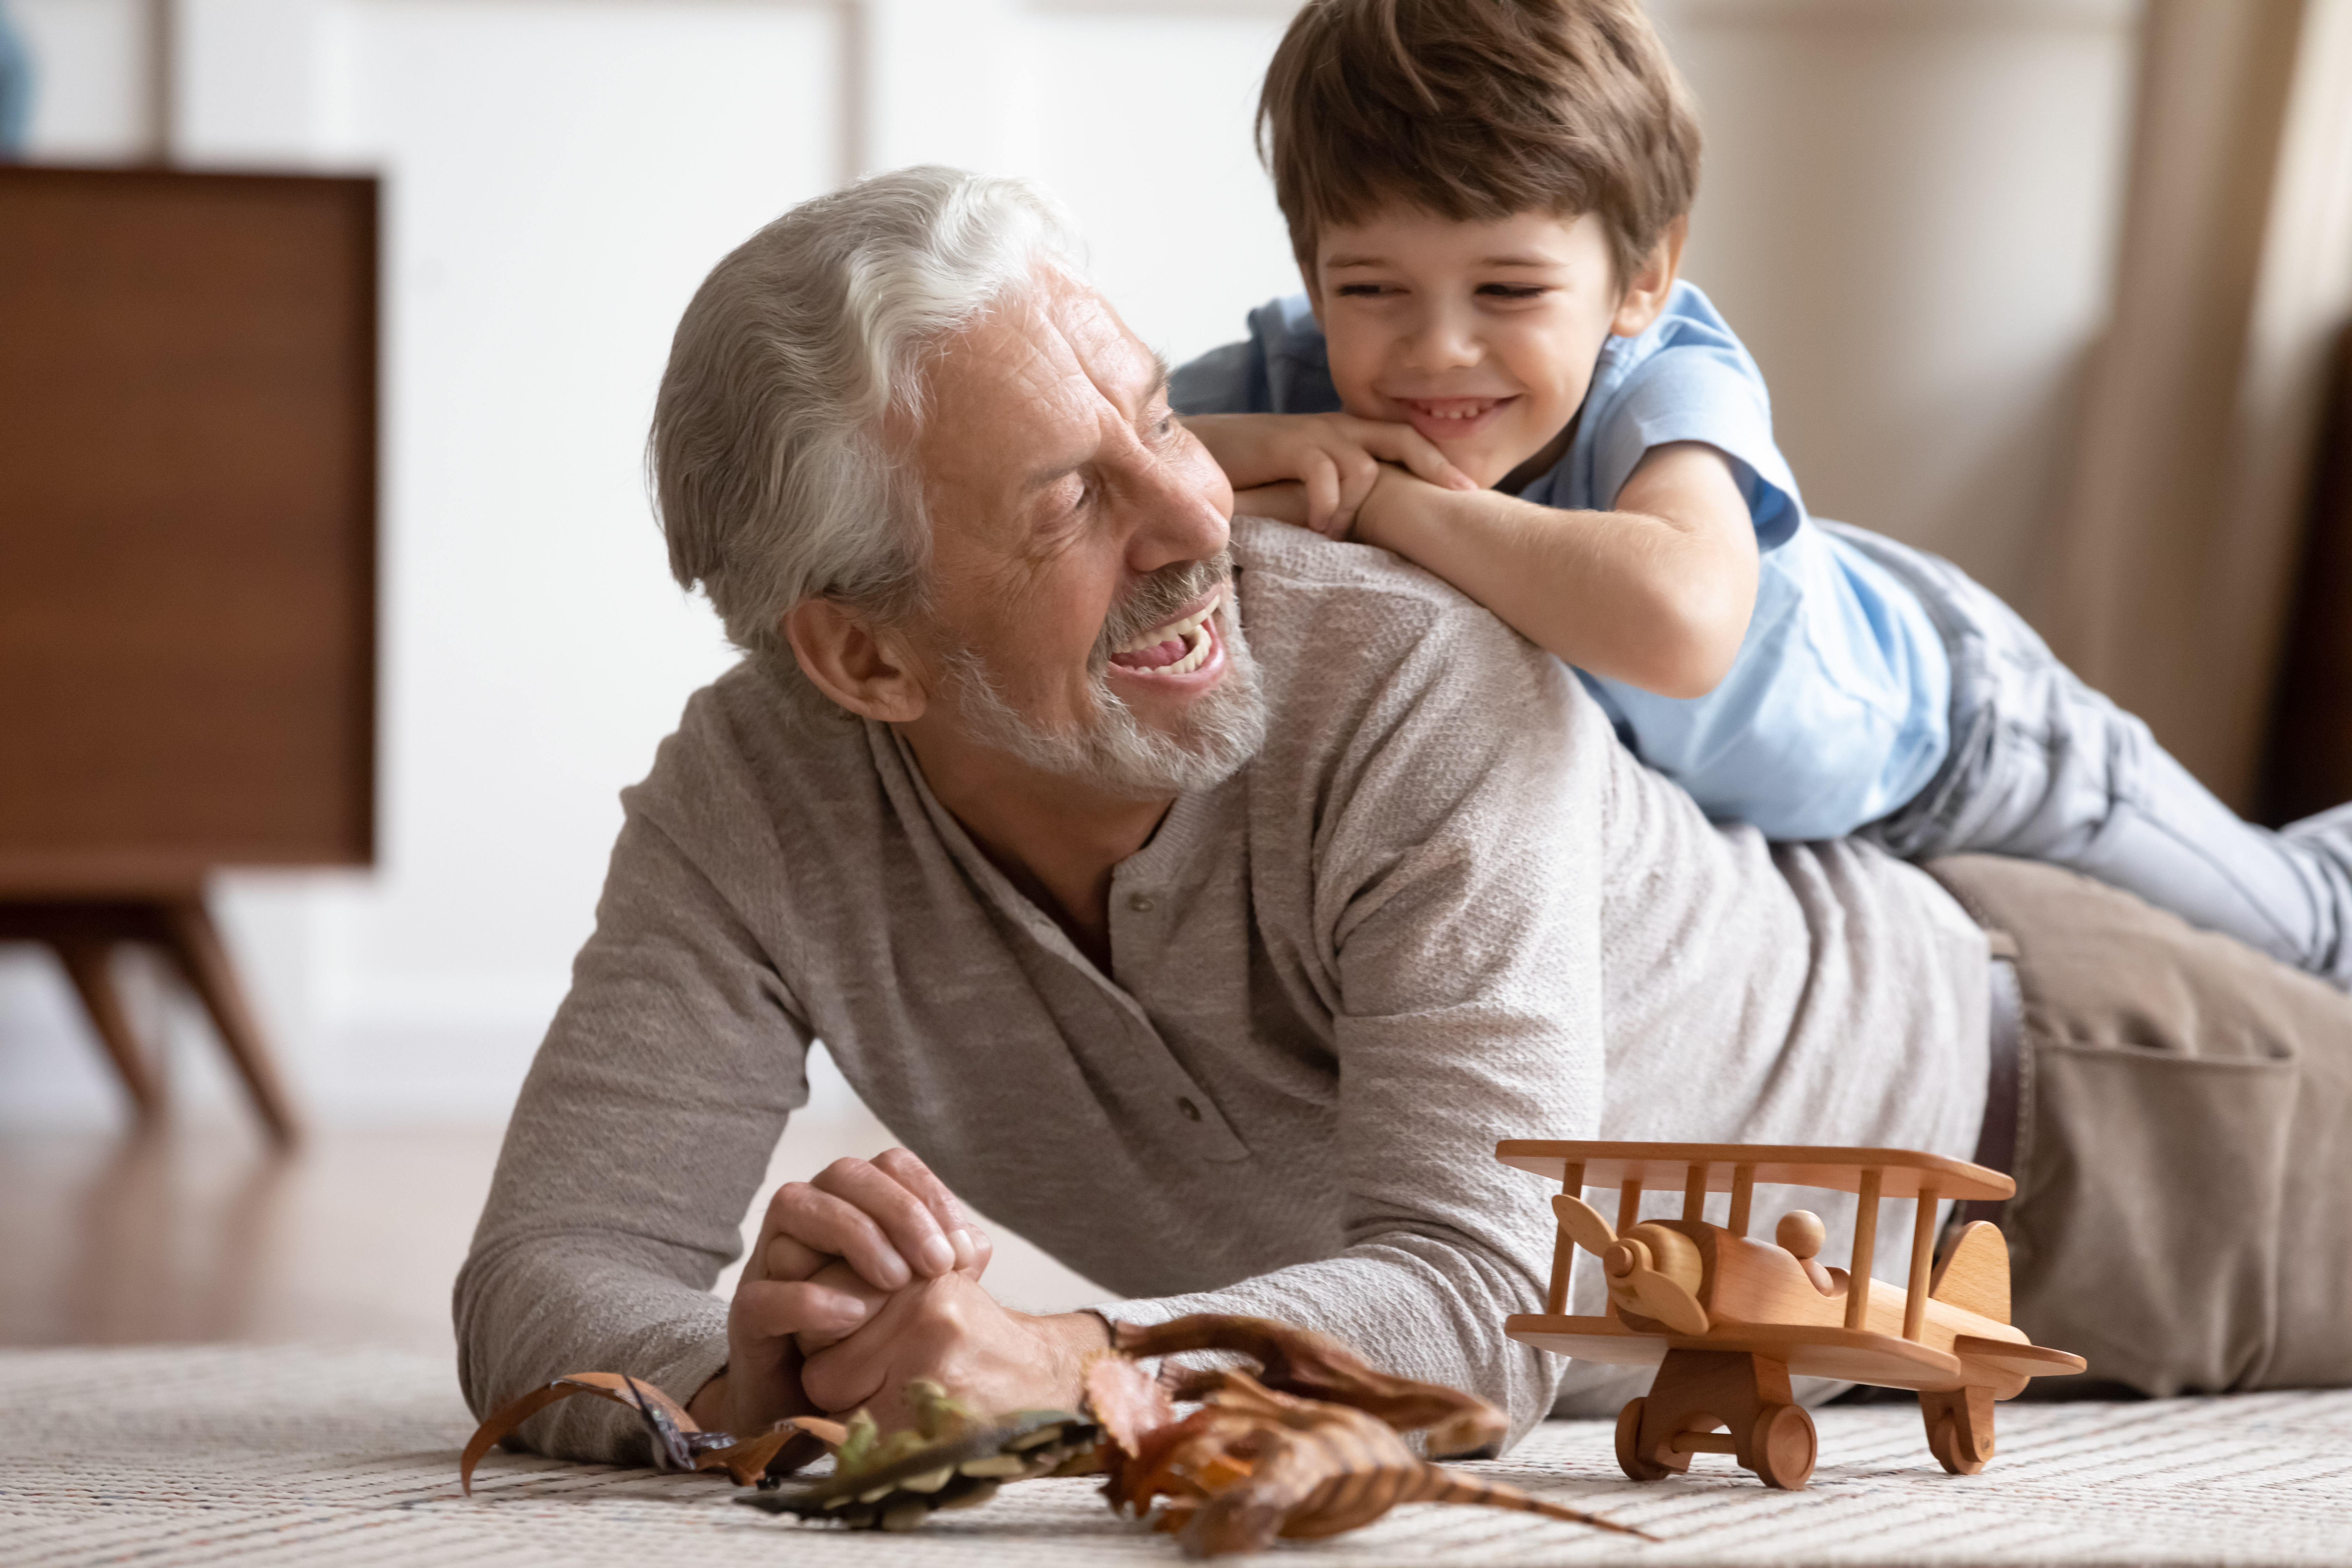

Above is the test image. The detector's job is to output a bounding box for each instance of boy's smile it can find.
[1311,208,1670,490]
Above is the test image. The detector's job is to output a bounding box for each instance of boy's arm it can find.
[1334,441,1757,699]
[1185,412,1477,535]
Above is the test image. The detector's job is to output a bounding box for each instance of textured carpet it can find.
[2,1345,2347,1566]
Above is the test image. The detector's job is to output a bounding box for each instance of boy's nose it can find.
[1402,306,1482,372]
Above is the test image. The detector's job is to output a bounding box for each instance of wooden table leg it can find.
[51,937,161,1122]
[158,896,300,1147]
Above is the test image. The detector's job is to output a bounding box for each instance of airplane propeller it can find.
[1552,1194,1711,1337]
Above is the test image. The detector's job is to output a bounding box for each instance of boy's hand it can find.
[1184,412,1476,539]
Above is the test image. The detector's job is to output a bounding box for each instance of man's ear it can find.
[1611,215,1688,339]
[782,598,929,724]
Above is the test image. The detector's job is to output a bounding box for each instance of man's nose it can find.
[1122,436,1231,576]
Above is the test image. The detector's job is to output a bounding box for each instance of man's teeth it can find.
[1115,600,1217,657]
[1108,596,1219,677]
[1160,626,1212,676]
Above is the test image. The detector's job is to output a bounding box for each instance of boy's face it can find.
[1311,207,1655,489]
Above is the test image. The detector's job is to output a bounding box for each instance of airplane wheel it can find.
[1748,1403,1816,1490]
[1928,1411,1988,1476]
[1615,1398,1671,1482]
[1922,1386,1995,1475]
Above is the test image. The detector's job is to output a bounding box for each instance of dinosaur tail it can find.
[1404,1465,1656,1540]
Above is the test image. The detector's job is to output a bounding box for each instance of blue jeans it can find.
[1827,524,2352,989]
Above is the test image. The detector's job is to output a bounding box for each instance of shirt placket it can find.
[888,731,1249,1165]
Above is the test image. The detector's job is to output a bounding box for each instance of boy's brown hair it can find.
[1259,0,1701,292]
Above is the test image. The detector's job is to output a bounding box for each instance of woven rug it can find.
[1,1346,2346,1566]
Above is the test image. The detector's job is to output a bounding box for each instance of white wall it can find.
[8,0,156,158]
[0,0,2135,1131]
[0,0,1307,1130]
[1654,0,2138,612]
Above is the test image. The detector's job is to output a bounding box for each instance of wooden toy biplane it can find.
[1497,1140,2086,1490]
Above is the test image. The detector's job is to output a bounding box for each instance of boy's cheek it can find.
[1317,331,1383,414]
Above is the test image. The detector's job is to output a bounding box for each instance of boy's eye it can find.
[1333,282,1394,298]
[1477,283,1549,300]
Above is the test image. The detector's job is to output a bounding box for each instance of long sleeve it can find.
[454,805,815,1462]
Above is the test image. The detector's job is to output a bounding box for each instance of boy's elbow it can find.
[1627,595,1748,700]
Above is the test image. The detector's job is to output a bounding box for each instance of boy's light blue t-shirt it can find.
[1170,281,1952,841]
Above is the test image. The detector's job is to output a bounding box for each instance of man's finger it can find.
[792,1259,894,1354]
[871,1147,989,1277]
[764,1178,916,1291]
[761,1231,829,1283]
[813,1156,960,1281]
[730,1275,874,1343]
[957,1224,994,1278]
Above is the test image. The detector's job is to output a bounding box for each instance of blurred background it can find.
[2,0,2348,1355]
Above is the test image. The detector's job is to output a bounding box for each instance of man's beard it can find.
[936,552,1268,799]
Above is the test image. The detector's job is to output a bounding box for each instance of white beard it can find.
[938,583,1268,800]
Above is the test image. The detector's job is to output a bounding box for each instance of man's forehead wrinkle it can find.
[1044,278,1158,414]
[918,308,1083,490]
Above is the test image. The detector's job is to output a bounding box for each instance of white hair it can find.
[649,166,1082,702]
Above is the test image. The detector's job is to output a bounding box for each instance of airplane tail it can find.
[1928,1221,2010,1324]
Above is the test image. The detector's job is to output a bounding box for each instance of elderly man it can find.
[458,169,2351,1464]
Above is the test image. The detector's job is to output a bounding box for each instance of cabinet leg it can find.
[158,897,299,1147]
[52,938,161,1122]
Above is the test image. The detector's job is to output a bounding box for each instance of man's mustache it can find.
[1090,551,1235,674]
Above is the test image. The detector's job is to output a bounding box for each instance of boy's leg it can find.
[1923,853,2352,1394]
[1829,523,2352,987]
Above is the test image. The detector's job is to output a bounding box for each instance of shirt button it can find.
[1176,1097,1202,1121]
[1128,893,1156,913]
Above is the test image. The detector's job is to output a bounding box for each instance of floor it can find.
[0,1112,1106,1354]
[12,1342,2351,1567]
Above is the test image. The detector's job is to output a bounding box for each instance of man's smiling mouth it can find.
[1107,592,1221,677]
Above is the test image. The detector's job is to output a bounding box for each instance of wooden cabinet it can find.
[0,166,378,1140]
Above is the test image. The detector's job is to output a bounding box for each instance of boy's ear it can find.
[1611,215,1688,339]
[782,597,931,724]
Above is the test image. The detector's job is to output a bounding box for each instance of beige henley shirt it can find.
[456,517,1988,1462]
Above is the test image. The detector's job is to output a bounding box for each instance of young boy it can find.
[1174,0,2352,986]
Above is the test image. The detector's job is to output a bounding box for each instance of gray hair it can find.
[649,166,1083,699]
